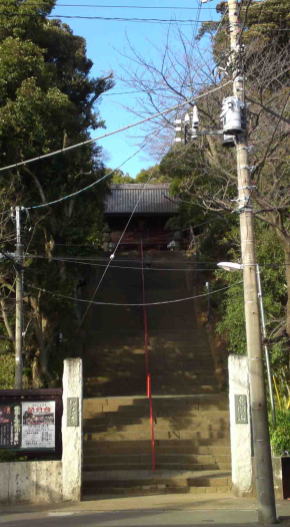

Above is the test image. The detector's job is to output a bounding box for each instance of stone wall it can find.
[0,461,62,503]
[0,358,83,504]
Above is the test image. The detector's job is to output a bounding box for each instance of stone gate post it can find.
[62,358,83,501]
[228,355,253,495]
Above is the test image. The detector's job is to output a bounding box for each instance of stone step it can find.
[84,328,209,338]
[83,485,231,497]
[84,408,229,420]
[83,463,231,472]
[85,336,212,347]
[84,354,221,370]
[151,362,217,371]
[85,380,219,392]
[84,412,229,428]
[82,469,231,488]
[83,416,229,429]
[85,386,220,397]
[82,487,189,497]
[85,369,217,379]
[84,395,228,416]
[84,431,230,442]
[84,344,212,355]
[83,412,229,428]
[83,418,229,439]
[82,455,231,472]
[84,386,222,397]
[83,441,230,457]
[83,453,231,465]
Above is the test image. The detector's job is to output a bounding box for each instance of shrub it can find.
[270,410,290,456]
[0,353,14,389]
[0,450,27,462]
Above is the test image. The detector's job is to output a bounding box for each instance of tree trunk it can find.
[0,298,14,346]
[285,247,290,339]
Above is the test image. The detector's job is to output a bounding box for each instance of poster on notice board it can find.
[21,401,55,449]
[0,405,21,448]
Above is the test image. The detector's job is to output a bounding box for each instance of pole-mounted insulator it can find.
[191,105,199,140]
[174,118,183,143]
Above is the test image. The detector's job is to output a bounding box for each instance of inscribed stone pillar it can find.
[62,358,83,501]
[228,354,253,495]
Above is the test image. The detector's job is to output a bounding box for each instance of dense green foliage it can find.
[215,224,286,357]
[159,0,289,349]
[151,0,290,421]
[0,0,113,387]
[109,165,170,184]
[0,449,27,462]
[0,353,15,389]
[135,165,169,183]
[270,410,290,456]
[198,0,290,60]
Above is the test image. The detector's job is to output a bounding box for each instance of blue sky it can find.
[53,1,219,177]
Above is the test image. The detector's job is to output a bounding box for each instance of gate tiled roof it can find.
[105,184,179,214]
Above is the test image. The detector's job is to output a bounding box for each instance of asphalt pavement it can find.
[0,493,289,527]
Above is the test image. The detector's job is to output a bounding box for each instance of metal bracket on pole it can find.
[238,185,257,191]
[196,130,224,136]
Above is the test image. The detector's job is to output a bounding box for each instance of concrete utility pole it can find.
[227,0,277,522]
[15,206,23,389]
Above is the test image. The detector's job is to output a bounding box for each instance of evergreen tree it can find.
[0,0,114,387]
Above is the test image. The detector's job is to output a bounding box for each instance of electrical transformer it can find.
[221,96,245,134]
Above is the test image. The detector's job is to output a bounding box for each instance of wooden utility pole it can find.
[227,0,277,522]
[15,206,23,389]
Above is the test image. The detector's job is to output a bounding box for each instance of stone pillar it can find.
[228,355,253,495]
[62,358,83,501]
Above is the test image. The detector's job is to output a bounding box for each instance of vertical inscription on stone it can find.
[235,394,248,424]
[67,397,79,427]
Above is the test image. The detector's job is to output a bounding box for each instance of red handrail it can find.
[140,239,156,472]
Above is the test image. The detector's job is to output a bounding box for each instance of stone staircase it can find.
[81,251,231,497]
[82,394,231,497]
[84,330,222,397]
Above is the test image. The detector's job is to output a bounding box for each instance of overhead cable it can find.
[26,145,145,210]
[78,171,156,327]
[23,253,289,268]
[0,2,219,9]
[29,280,243,307]
[0,12,215,23]
[26,254,216,272]
[1,11,288,28]
[0,80,232,176]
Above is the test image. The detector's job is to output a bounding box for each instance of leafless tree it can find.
[119,26,290,337]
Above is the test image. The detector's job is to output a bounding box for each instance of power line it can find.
[23,253,290,268]
[27,255,218,272]
[75,125,161,328]
[0,12,216,23]
[0,2,219,9]
[78,171,156,326]
[246,95,290,125]
[29,280,243,307]
[0,80,232,176]
[1,10,288,28]
[26,145,145,210]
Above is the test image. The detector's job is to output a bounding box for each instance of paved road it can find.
[0,495,289,527]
